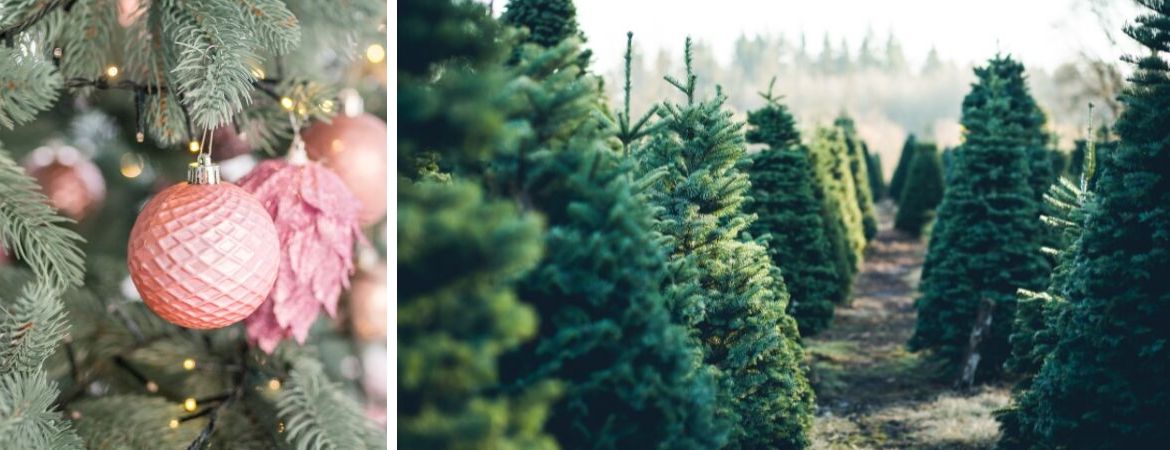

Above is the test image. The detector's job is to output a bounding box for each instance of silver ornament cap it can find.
[187,154,221,185]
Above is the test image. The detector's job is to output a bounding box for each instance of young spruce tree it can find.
[888,134,917,201]
[744,79,842,335]
[810,126,867,278]
[637,40,814,449]
[835,115,879,241]
[501,0,591,69]
[495,37,723,450]
[398,2,557,447]
[864,142,886,201]
[893,142,944,237]
[909,56,1050,383]
[1005,3,1170,447]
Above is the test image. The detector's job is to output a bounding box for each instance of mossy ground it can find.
[808,201,1010,450]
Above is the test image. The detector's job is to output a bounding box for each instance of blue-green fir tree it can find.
[398,1,557,448]
[636,40,814,449]
[893,142,944,237]
[888,134,917,201]
[864,142,885,201]
[909,56,1050,383]
[500,0,591,70]
[1002,2,1170,447]
[494,37,724,450]
[744,80,842,335]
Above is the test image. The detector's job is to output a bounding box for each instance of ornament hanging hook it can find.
[287,112,308,165]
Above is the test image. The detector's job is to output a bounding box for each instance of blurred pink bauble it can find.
[117,0,144,27]
[116,0,143,26]
[211,125,255,162]
[350,263,387,342]
[238,158,364,353]
[24,145,105,222]
[302,113,387,226]
[128,182,280,329]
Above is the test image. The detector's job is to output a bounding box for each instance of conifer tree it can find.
[495,38,723,450]
[637,40,814,449]
[398,2,557,447]
[909,57,1050,383]
[744,80,842,335]
[1004,3,1170,446]
[810,126,867,276]
[893,142,944,237]
[836,115,879,241]
[889,134,917,201]
[864,143,885,201]
[501,0,591,69]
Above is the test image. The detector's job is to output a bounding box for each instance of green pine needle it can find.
[0,146,86,291]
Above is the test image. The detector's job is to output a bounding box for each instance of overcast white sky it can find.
[568,0,1141,71]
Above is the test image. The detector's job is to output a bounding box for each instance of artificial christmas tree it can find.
[909,56,1050,384]
[744,81,842,335]
[637,41,814,449]
[889,134,917,201]
[493,37,724,450]
[1,0,387,447]
[835,115,878,241]
[893,142,944,237]
[1002,2,1170,447]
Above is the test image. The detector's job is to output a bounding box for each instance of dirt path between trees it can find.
[807,201,1009,450]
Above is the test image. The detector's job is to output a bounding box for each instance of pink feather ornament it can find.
[237,142,364,353]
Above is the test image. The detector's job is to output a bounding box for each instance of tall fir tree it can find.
[996,137,1099,450]
[636,40,814,449]
[398,1,558,447]
[495,38,724,449]
[893,142,944,237]
[501,0,591,69]
[744,80,842,335]
[889,134,917,201]
[1004,3,1170,447]
[835,115,879,241]
[909,56,1050,383]
[810,126,868,277]
[864,142,886,201]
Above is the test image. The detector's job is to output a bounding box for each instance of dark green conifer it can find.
[893,143,944,237]
[909,56,1050,383]
[637,40,814,449]
[1004,3,1170,447]
[836,115,879,241]
[864,142,885,200]
[495,38,723,450]
[398,1,557,447]
[744,79,842,335]
[888,134,917,200]
[501,0,591,68]
[810,126,867,276]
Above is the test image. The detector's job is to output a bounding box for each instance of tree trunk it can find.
[957,298,996,389]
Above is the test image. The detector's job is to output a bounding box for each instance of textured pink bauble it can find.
[302,113,387,226]
[350,263,387,342]
[127,182,280,329]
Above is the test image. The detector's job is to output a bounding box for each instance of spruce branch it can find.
[0,146,85,291]
[0,282,70,377]
[0,370,83,449]
[277,358,382,450]
[0,48,63,129]
[0,0,74,41]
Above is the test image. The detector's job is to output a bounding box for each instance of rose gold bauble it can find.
[23,145,105,222]
[128,175,280,329]
[349,263,387,341]
[302,113,387,225]
[211,125,254,162]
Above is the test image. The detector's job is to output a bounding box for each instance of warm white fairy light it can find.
[365,44,385,64]
[183,398,198,412]
[106,65,119,78]
[182,358,196,371]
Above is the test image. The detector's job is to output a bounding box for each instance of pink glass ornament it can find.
[350,263,387,342]
[237,155,364,353]
[128,179,280,329]
[24,145,105,222]
[302,113,387,226]
[117,0,144,27]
